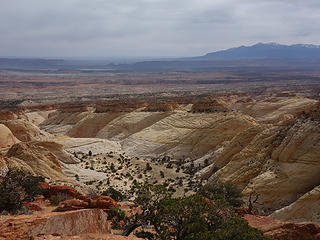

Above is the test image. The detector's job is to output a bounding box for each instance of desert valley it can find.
[0,48,320,239]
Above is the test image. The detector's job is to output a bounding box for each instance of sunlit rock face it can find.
[5,141,78,180]
[0,123,19,148]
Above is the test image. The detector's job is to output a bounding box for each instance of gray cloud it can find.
[1,0,320,57]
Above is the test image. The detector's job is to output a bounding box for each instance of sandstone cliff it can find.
[0,124,19,148]
[270,185,320,224]
[36,97,320,224]
[5,141,78,180]
[206,109,320,219]
[1,119,51,142]
[236,96,317,124]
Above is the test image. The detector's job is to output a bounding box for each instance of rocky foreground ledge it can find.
[244,214,320,240]
[1,205,320,240]
[0,209,140,240]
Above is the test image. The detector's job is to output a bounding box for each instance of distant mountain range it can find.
[197,43,320,60]
[1,43,320,72]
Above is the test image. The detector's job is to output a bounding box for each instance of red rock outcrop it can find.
[90,196,118,209]
[23,202,43,212]
[39,182,77,199]
[0,209,109,240]
[56,196,118,212]
[244,214,320,240]
[49,186,78,199]
[39,181,50,191]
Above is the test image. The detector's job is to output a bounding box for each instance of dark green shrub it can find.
[146,163,152,171]
[129,182,269,240]
[198,182,243,207]
[0,169,44,213]
[204,159,209,166]
[49,195,61,206]
[108,206,126,229]
[75,174,80,181]
[102,187,126,201]
[135,231,155,240]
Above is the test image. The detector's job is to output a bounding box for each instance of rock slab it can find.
[0,209,109,240]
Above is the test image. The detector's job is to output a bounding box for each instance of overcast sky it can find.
[1,0,320,58]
